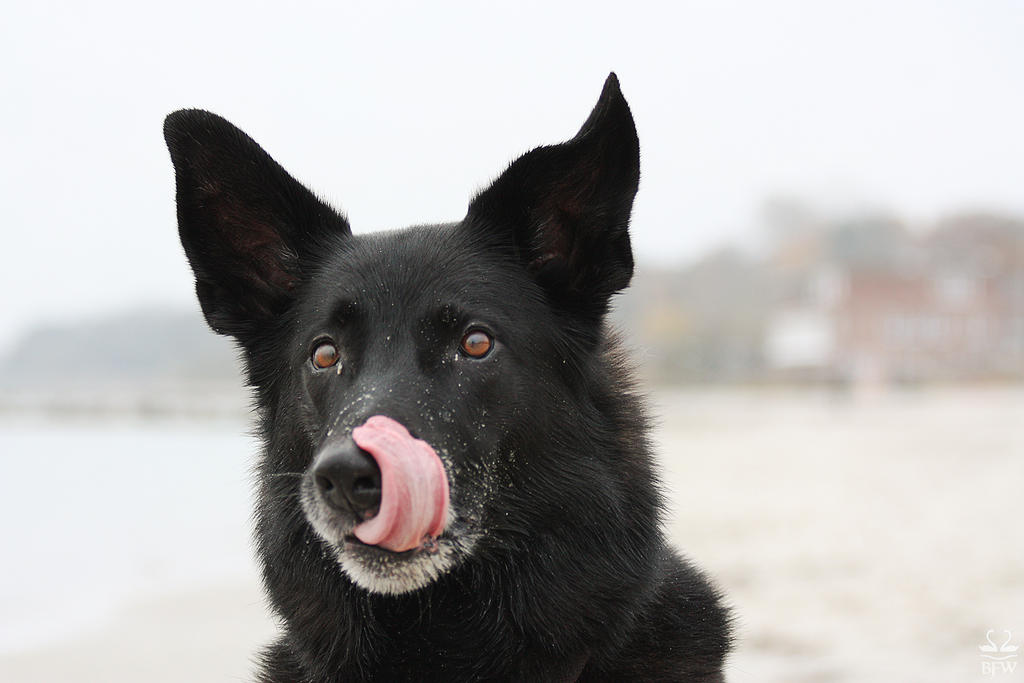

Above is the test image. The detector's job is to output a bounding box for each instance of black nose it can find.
[312,439,382,520]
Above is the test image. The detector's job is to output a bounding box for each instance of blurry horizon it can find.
[2,198,1020,416]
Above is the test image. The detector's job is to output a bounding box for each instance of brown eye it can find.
[312,341,340,369]
[460,330,493,358]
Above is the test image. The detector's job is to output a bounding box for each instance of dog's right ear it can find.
[164,110,350,342]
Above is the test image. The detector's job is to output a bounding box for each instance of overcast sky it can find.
[2,1,1022,353]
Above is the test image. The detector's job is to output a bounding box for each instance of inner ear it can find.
[206,187,301,294]
[526,153,624,274]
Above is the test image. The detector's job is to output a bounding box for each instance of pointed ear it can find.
[465,73,640,322]
[164,110,351,342]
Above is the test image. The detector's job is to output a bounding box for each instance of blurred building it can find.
[763,212,1024,384]
[615,208,1024,385]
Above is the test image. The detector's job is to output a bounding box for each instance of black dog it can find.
[165,74,730,682]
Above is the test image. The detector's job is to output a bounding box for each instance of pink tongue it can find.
[351,416,449,552]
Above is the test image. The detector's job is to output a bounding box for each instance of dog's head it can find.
[165,74,642,595]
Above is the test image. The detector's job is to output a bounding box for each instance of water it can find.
[0,416,260,654]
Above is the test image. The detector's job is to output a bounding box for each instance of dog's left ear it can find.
[466,73,640,322]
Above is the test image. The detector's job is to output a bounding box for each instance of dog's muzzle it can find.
[312,415,449,553]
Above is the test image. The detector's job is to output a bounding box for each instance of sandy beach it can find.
[1,387,1021,681]
[0,582,274,683]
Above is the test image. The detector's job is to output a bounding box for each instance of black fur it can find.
[165,74,730,682]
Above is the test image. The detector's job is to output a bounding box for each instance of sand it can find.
[0,582,274,682]
[657,387,1024,682]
